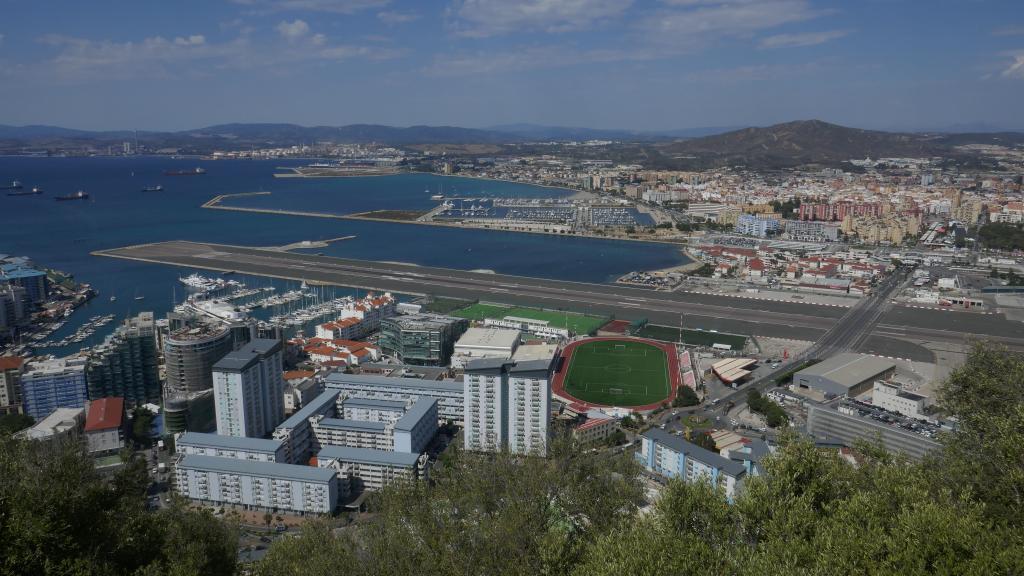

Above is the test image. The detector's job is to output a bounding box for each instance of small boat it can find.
[134,295,145,301]
[55,190,89,201]
[110,296,117,302]
[164,167,206,176]
[431,194,445,201]
[0,180,23,190]
[141,185,163,192]
[7,186,42,196]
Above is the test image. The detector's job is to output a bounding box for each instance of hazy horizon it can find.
[1,1,1022,132]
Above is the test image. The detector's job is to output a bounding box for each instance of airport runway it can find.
[94,241,1024,355]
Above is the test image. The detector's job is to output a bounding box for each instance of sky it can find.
[0,0,1022,132]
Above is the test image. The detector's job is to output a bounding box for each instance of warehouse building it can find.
[792,354,896,401]
[451,327,521,369]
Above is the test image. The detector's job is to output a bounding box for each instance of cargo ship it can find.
[164,167,206,176]
[0,180,23,190]
[8,186,42,196]
[55,190,89,201]
[141,185,164,192]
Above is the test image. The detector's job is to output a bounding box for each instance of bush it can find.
[673,386,700,407]
[747,390,788,428]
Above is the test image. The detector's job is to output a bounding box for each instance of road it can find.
[94,241,1024,355]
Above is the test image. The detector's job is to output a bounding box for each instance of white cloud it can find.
[424,45,648,76]
[993,26,1024,37]
[174,35,207,46]
[639,0,826,50]
[1002,51,1024,79]
[759,29,848,49]
[277,19,310,41]
[449,0,633,38]
[377,10,419,25]
[231,0,389,14]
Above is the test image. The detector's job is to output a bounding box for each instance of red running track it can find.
[551,336,681,413]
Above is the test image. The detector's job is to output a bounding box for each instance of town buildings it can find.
[85,312,160,405]
[792,354,896,401]
[83,396,126,455]
[379,313,469,366]
[20,357,88,420]
[212,339,285,438]
[463,346,557,456]
[0,355,24,414]
[637,428,747,500]
[324,372,465,423]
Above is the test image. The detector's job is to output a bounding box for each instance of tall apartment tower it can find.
[463,348,555,456]
[86,312,160,405]
[213,339,285,438]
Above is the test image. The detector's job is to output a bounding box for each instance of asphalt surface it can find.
[93,240,1024,352]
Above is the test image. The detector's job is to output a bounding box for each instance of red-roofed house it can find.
[0,356,25,415]
[83,397,126,455]
[746,258,766,279]
[572,416,617,445]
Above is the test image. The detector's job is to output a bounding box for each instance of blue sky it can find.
[0,0,1021,131]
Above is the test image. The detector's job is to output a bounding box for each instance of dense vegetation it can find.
[978,222,1024,251]
[0,436,237,575]
[746,389,789,428]
[2,344,1022,575]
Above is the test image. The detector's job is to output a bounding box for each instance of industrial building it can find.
[792,354,896,401]
[637,428,747,500]
[85,312,160,405]
[807,402,940,460]
[212,338,285,438]
[324,372,464,423]
[20,357,88,420]
[871,381,930,420]
[378,313,469,366]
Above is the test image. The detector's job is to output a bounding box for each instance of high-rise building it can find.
[213,339,285,438]
[463,346,556,456]
[0,356,24,414]
[20,357,88,420]
[85,312,160,405]
[379,314,469,366]
[0,284,30,342]
[164,323,234,396]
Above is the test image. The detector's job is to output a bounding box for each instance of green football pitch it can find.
[562,340,671,407]
[451,303,607,334]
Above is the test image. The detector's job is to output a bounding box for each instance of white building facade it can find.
[213,339,285,438]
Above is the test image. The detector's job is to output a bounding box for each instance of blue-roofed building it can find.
[312,416,391,450]
[637,428,747,500]
[0,261,48,304]
[316,445,424,491]
[393,397,438,454]
[175,454,340,515]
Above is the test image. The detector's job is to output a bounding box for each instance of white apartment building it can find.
[316,446,424,492]
[324,372,464,423]
[178,431,288,463]
[176,454,339,515]
[464,347,555,456]
[213,339,285,439]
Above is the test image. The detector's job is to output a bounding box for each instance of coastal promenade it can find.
[93,241,1024,360]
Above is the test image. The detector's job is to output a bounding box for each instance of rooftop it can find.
[316,445,420,467]
[394,397,437,431]
[276,389,340,431]
[0,356,24,371]
[178,431,284,454]
[213,338,282,372]
[325,372,463,394]
[341,397,407,411]
[22,407,84,440]
[643,428,747,477]
[316,418,388,433]
[512,343,559,363]
[178,454,336,483]
[455,327,521,350]
[84,397,124,432]
[796,353,896,392]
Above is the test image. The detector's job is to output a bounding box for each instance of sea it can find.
[0,156,688,354]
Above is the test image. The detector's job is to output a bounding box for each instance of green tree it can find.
[672,386,700,407]
[0,413,33,435]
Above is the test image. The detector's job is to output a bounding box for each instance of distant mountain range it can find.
[1,120,1021,168]
[655,120,1024,168]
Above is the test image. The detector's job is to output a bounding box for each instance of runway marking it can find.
[684,290,852,308]
[898,304,995,315]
